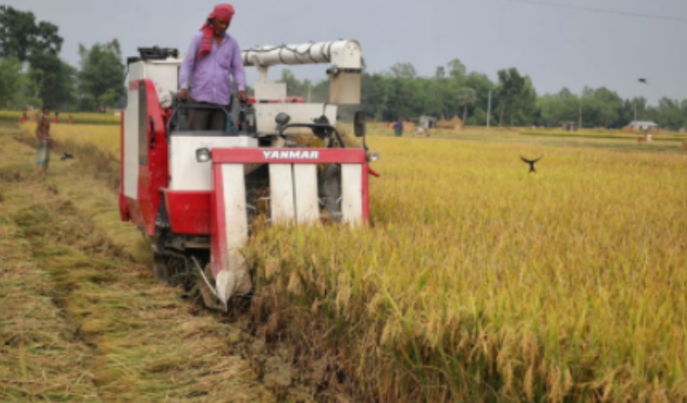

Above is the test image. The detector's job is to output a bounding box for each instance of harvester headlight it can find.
[367,151,380,162]
[196,148,211,163]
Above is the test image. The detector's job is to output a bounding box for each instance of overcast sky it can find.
[6,0,687,104]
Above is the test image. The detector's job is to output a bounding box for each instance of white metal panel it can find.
[255,82,287,101]
[330,72,361,104]
[129,61,146,81]
[169,136,258,191]
[220,164,252,296]
[269,164,295,225]
[123,86,139,199]
[129,59,181,92]
[254,103,337,135]
[144,63,180,108]
[144,62,180,94]
[293,164,319,225]
[341,164,363,226]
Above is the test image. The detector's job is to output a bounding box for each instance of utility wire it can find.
[500,0,687,23]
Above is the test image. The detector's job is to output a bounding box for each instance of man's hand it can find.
[237,90,247,102]
[178,89,190,101]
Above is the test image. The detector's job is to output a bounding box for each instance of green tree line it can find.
[0,5,125,112]
[282,59,687,130]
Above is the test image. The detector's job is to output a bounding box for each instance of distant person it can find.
[53,111,59,124]
[68,115,74,124]
[178,3,247,131]
[35,106,55,173]
[393,118,404,137]
[19,112,29,124]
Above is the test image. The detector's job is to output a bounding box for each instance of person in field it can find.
[35,106,55,173]
[19,112,29,124]
[393,118,404,137]
[178,4,247,131]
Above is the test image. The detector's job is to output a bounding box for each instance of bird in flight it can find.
[61,152,74,161]
[520,155,543,173]
[638,78,648,84]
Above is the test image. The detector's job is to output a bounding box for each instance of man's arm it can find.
[178,35,200,99]
[230,39,246,99]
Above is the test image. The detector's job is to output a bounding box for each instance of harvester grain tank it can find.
[119,41,378,310]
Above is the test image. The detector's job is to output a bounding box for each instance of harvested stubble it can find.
[0,137,277,402]
[26,123,687,402]
[0,198,103,402]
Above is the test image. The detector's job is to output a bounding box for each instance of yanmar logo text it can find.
[262,150,320,160]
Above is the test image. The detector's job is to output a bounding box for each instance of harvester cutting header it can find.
[118,4,378,311]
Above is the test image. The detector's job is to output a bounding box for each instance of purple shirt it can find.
[179,31,246,105]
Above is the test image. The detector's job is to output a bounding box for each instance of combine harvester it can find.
[119,40,379,310]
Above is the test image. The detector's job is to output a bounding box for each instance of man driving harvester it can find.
[178,4,247,131]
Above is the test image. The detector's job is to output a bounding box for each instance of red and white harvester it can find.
[119,40,378,310]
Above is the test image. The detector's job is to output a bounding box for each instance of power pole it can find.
[487,89,492,129]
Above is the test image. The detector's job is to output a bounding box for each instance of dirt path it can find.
[0,131,303,402]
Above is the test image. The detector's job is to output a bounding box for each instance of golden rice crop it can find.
[32,123,687,402]
[20,123,120,158]
[4,110,120,125]
[247,137,687,402]
[520,128,685,142]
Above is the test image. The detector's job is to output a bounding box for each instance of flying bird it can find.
[61,152,74,161]
[638,78,648,84]
[520,155,543,173]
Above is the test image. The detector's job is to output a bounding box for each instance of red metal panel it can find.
[211,148,367,164]
[119,109,129,222]
[136,80,170,236]
[210,164,228,278]
[163,190,212,235]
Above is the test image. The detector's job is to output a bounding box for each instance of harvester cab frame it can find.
[119,41,378,311]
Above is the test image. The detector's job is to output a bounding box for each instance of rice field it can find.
[15,122,687,402]
[519,129,686,142]
[22,123,121,157]
[3,110,121,125]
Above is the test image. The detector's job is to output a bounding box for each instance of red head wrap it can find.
[197,4,235,59]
